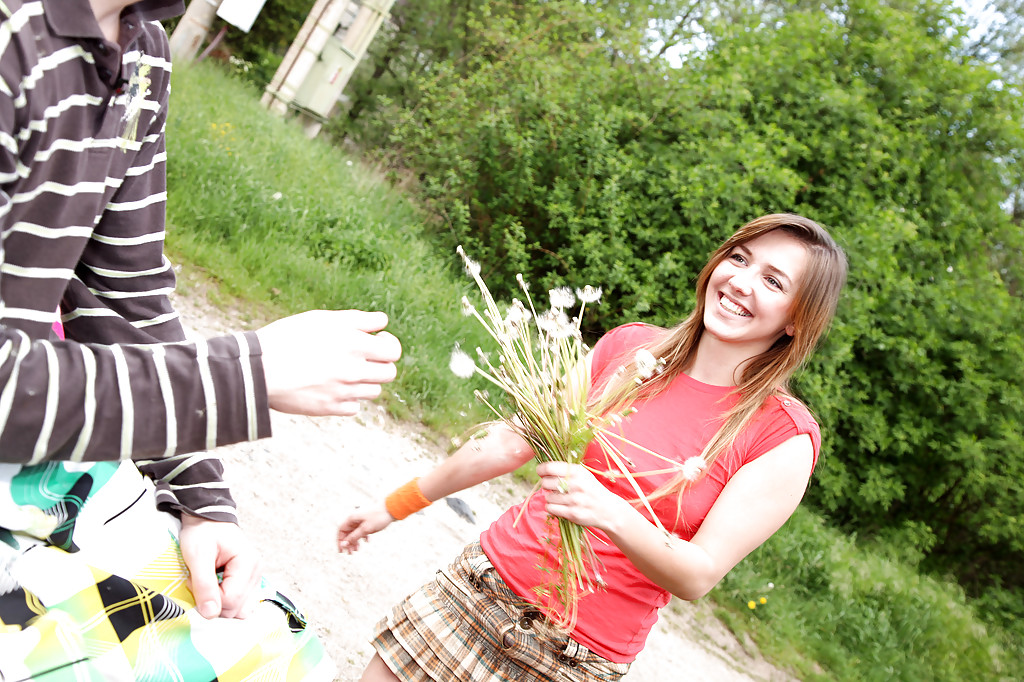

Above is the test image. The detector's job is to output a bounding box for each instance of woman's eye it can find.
[729,253,745,264]
[766,276,782,290]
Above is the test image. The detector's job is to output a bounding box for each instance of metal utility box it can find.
[292,34,357,119]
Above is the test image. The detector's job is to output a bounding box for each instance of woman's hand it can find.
[536,461,632,534]
[337,503,395,553]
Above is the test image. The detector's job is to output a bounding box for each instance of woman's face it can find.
[702,230,808,353]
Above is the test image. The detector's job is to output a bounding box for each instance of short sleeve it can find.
[737,396,821,471]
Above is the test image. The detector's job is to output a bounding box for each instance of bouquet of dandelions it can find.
[450,246,674,630]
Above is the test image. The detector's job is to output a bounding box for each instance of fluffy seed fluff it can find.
[449,344,477,379]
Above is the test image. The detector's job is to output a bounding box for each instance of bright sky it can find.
[954,0,1002,40]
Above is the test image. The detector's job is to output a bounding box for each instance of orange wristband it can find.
[385,478,432,520]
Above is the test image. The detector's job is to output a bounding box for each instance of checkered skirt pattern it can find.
[372,542,630,682]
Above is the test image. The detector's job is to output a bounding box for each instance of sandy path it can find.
[173,284,795,682]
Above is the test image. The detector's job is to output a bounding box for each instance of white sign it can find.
[216,0,269,33]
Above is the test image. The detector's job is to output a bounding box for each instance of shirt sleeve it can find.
[738,396,821,471]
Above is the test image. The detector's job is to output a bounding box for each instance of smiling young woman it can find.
[339,213,847,682]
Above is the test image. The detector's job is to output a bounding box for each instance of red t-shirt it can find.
[480,323,820,662]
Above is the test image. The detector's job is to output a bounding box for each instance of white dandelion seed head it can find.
[548,286,575,309]
[680,456,707,481]
[575,285,602,303]
[547,320,578,340]
[460,296,476,316]
[449,344,477,379]
[536,310,575,341]
[271,191,283,201]
[504,299,532,326]
[536,309,570,335]
[456,245,481,277]
[635,349,657,379]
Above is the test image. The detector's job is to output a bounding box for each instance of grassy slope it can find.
[165,61,1015,681]
[166,63,494,432]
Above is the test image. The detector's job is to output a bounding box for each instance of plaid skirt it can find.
[0,461,335,681]
[372,541,631,682]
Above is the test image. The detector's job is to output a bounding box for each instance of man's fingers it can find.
[364,330,402,362]
[337,522,367,551]
[334,330,402,367]
[218,571,258,618]
[333,309,390,334]
[340,361,396,386]
[186,554,222,619]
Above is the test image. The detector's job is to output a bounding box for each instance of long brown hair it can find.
[594,213,847,503]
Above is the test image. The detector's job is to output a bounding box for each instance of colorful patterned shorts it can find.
[372,541,630,682]
[0,461,335,681]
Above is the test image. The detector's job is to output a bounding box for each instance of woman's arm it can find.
[538,433,814,600]
[338,422,535,552]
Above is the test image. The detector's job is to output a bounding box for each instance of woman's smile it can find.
[718,293,752,317]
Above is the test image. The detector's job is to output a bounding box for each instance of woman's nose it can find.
[728,271,754,295]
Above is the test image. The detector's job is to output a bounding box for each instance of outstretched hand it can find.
[257,310,402,416]
[337,503,394,554]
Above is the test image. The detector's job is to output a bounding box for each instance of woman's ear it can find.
[785,323,796,337]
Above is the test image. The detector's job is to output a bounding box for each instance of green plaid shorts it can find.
[372,541,630,682]
[0,461,335,681]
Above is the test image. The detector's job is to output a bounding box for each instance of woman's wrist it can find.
[385,477,432,520]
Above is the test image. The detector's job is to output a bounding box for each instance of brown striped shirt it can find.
[0,0,271,522]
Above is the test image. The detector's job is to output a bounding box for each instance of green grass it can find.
[166,63,494,433]
[709,507,1014,681]
[165,61,1018,681]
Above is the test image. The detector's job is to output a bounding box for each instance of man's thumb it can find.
[188,557,222,619]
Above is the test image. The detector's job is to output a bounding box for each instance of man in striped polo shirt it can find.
[0,0,401,678]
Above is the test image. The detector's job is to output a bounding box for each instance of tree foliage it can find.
[331,0,1024,629]
[223,0,315,85]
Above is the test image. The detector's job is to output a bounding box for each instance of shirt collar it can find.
[44,0,185,40]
